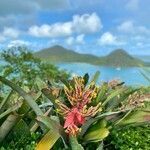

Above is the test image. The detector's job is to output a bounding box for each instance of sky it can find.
[0,0,150,56]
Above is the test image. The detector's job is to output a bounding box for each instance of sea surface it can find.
[57,63,150,86]
[0,60,149,86]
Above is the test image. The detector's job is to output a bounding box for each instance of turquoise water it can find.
[0,61,149,86]
[57,63,150,86]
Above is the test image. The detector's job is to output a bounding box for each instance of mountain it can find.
[34,45,99,64]
[95,49,144,67]
[35,45,146,67]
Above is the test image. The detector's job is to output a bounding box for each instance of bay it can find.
[57,63,150,86]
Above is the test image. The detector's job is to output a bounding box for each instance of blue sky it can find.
[0,0,150,55]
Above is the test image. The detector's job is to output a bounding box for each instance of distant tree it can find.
[0,46,69,88]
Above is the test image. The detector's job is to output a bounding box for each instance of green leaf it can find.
[69,135,84,150]
[30,108,52,132]
[0,114,19,142]
[0,76,43,116]
[7,119,30,142]
[35,77,47,90]
[116,102,150,126]
[36,129,60,150]
[41,88,58,108]
[96,142,103,150]
[60,78,70,88]
[83,73,89,86]
[36,115,61,132]
[36,116,64,150]
[83,119,109,142]
[36,115,67,141]
[90,71,100,83]
[95,83,108,103]
[17,101,31,114]
[80,110,126,137]
[115,110,132,125]
[95,111,125,120]
[0,90,14,112]
[102,88,124,106]
[80,118,96,137]
[84,128,109,143]
[0,101,22,119]
[18,91,42,114]
[116,110,150,126]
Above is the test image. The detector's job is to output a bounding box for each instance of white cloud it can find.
[117,20,149,34]
[7,40,31,48]
[72,13,102,34]
[126,0,139,11]
[76,34,85,44]
[66,34,85,45]
[29,23,72,38]
[98,32,125,46]
[117,21,134,33]
[98,32,117,45]
[29,13,102,38]
[3,27,20,38]
[0,27,20,43]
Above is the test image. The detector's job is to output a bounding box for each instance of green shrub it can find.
[0,46,69,88]
[106,125,150,150]
[0,132,41,150]
[0,69,150,149]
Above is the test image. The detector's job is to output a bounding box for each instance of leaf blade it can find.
[0,76,43,116]
[69,135,84,150]
[36,129,60,150]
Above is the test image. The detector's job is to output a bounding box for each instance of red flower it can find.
[56,77,102,135]
[64,108,85,135]
[64,108,85,128]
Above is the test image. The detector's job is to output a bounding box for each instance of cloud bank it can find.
[28,13,102,38]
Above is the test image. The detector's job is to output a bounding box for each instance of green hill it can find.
[35,45,146,67]
[95,49,144,67]
[34,45,98,64]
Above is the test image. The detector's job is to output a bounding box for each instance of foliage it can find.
[0,46,69,149]
[0,46,149,149]
[106,125,150,150]
[0,46,69,88]
[34,45,99,65]
[0,132,41,150]
[0,71,149,149]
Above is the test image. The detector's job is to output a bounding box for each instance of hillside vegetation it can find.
[35,45,147,67]
[95,49,144,67]
[35,45,98,64]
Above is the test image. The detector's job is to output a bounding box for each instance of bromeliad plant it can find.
[0,72,150,150]
[56,76,101,135]
[39,72,150,149]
